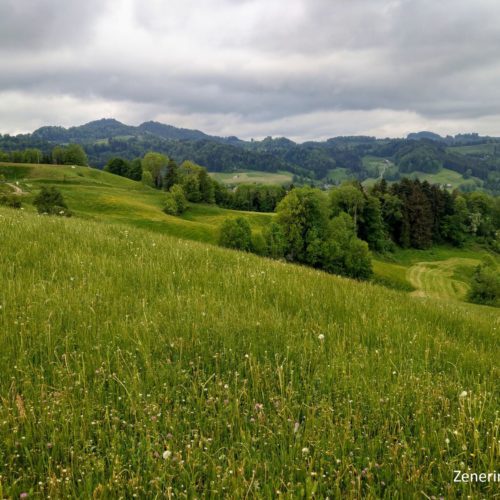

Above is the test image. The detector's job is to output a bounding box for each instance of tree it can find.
[468,258,500,307]
[170,184,188,214]
[406,182,433,249]
[441,195,469,246]
[163,194,179,216]
[64,144,88,166]
[329,184,365,227]
[23,148,42,164]
[198,168,215,203]
[163,159,180,191]
[52,146,65,165]
[263,222,287,259]
[143,152,168,188]
[323,212,372,279]
[275,187,329,265]
[127,159,143,181]
[105,157,129,177]
[218,217,253,251]
[358,195,389,252]
[33,187,72,216]
[141,170,154,187]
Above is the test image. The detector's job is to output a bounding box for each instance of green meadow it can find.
[0,164,499,498]
[0,163,271,244]
[210,170,293,186]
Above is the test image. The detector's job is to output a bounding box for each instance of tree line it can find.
[105,153,288,214]
[0,145,88,166]
[217,179,500,282]
[218,187,373,279]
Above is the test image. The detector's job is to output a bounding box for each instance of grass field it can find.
[0,207,499,498]
[209,169,293,186]
[0,163,272,244]
[447,143,497,156]
[326,168,354,184]
[374,246,499,303]
[406,168,483,190]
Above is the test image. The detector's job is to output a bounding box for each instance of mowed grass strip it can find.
[407,258,481,301]
[0,207,498,498]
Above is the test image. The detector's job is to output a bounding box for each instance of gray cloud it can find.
[0,0,110,51]
[0,0,499,139]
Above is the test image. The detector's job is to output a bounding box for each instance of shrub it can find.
[163,185,188,216]
[163,194,179,216]
[0,195,22,209]
[468,258,500,307]
[170,184,188,214]
[33,187,72,217]
[218,217,253,252]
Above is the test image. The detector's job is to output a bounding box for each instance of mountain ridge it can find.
[1,118,499,194]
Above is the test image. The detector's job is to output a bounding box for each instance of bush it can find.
[0,195,22,209]
[163,194,179,216]
[163,185,188,216]
[170,185,188,214]
[218,217,253,252]
[33,187,72,217]
[468,259,500,307]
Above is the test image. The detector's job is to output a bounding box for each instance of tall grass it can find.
[0,208,499,498]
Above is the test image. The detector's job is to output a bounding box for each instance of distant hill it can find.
[407,131,445,142]
[1,119,499,194]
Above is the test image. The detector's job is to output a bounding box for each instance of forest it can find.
[1,119,500,193]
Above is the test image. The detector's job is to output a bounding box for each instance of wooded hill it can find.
[1,119,500,193]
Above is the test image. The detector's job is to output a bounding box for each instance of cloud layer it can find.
[1,0,500,140]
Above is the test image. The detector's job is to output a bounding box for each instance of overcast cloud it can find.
[1,0,500,141]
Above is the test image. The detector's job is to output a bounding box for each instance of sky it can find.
[1,0,500,142]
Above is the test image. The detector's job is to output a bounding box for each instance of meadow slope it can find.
[0,163,272,244]
[0,207,498,498]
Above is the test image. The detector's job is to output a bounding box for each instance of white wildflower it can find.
[459,391,468,398]
[163,450,172,460]
[318,334,325,341]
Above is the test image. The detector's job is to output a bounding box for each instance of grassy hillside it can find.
[210,169,293,186]
[0,163,272,244]
[447,143,497,156]
[405,168,483,190]
[2,163,496,305]
[0,207,498,498]
[374,246,499,301]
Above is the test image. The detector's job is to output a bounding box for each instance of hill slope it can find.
[0,205,498,498]
[0,162,271,243]
[2,120,499,193]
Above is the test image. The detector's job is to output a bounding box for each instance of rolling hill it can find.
[0,162,499,497]
[0,200,499,498]
[1,162,497,301]
[1,121,500,194]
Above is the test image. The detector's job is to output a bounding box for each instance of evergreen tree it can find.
[127,159,143,181]
[163,159,180,191]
